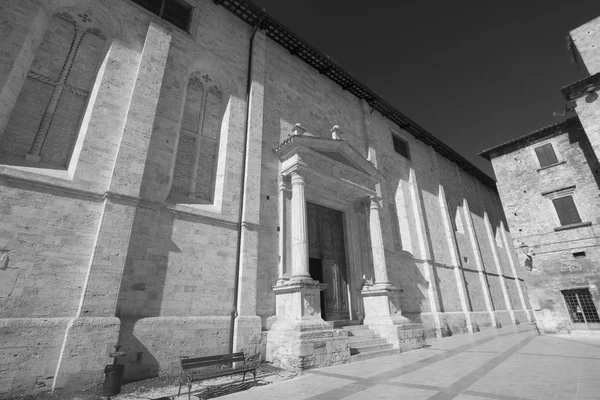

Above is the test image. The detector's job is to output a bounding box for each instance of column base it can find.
[266,328,350,371]
[361,286,425,350]
[272,279,328,323]
[267,279,350,370]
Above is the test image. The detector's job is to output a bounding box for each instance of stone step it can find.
[341,324,369,331]
[342,326,374,337]
[350,342,393,355]
[348,333,379,342]
[350,347,399,362]
[348,337,387,347]
[331,320,362,328]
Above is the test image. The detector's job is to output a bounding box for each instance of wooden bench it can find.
[177,352,259,399]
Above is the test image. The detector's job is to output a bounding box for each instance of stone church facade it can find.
[481,15,600,335]
[0,0,532,396]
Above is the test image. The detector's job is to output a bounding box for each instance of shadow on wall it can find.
[391,250,428,323]
[571,120,600,190]
[116,207,180,381]
[417,182,445,313]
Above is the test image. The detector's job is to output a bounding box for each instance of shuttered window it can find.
[552,196,581,226]
[392,135,410,159]
[535,143,559,168]
[131,0,193,32]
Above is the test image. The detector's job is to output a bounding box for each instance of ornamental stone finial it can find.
[292,123,306,136]
[331,125,344,140]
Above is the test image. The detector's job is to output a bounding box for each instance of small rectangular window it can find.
[131,0,193,32]
[562,288,600,323]
[392,134,410,159]
[535,143,559,168]
[552,196,581,226]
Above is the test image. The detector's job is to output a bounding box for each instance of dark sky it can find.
[251,0,600,178]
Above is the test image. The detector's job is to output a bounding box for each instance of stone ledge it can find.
[536,160,566,172]
[553,221,592,232]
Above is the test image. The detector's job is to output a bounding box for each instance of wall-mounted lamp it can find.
[520,242,534,272]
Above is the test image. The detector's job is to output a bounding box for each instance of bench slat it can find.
[182,356,246,370]
[195,366,255,380]
[181,352,244,365]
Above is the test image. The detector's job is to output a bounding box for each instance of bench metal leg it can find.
[253,370,256,382]
[242,371,246,383]
[188,381,192,400]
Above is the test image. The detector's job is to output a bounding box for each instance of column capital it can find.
[369,195,382,210]
[278,175,291,191]
[290,171,305,186]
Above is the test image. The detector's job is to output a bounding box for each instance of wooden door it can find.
[307,203,349,320]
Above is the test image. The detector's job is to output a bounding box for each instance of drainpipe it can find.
[229,20,262,353]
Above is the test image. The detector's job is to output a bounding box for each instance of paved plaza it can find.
[221,325,600,400]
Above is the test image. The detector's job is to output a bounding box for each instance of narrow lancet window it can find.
[170,75,222,204]
[0,12,106,167]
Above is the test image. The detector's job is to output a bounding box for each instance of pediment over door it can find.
[274,135,382,201]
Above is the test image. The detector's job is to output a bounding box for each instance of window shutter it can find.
[553,196,581,226]
[131,0,193,32]
[132,0,162,15]
[562,196,581,224]
[543,144,558,165]
[535,144,558,168]
[392,135,410,159]
[163,0,193,31]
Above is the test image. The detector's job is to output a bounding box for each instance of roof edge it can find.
[479,117,580,160]
[215,0,496,189]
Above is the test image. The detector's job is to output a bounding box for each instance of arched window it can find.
[169,74,223,204]
[0,11,106,167]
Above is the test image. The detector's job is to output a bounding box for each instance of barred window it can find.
[562,289,600,324]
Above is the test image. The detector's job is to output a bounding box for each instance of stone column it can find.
[500,221,533,322]
[360,192,423,351]
[369,195,391,287]
[277,176,290,285]
[268,171,348,370]
[463,199,498,328]
[484,212,516,324]
[290,171,311,282]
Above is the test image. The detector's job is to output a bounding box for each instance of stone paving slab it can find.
[220,325,600,400]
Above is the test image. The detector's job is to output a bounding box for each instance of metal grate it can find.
[562,288,600,324]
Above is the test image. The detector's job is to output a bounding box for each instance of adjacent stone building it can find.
[0,0,531,396]
[480,16,600,335]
